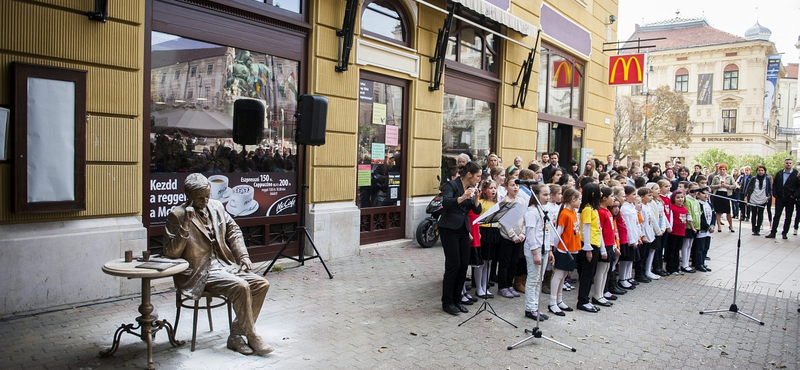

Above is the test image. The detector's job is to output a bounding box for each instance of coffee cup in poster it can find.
[208,175,231,202]
[227,185,259,216]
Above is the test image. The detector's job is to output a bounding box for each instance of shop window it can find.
[361,0,409,46]
[723,64,738,90]
[445,10,499,74]
[149,31,300,223]
[537,46,584,120]
[722,109,736,133]
[441,93,494,178]
[675,68,688,92]
[356,78,404,209]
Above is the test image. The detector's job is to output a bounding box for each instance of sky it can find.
[617,0,800,63]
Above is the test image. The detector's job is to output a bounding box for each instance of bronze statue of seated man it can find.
[164,173,273,355]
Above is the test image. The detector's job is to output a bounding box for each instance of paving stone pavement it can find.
[1,219,798,370]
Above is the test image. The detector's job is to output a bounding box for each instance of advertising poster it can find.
[696,74,713,105]
[385,125,399,146]
[371,142,386,164]
[149,172,297,225]
[357,164,372,186]
[359,80,374,102]
[372,103,387,125]
[764,55,781,126]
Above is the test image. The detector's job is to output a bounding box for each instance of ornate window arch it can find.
[723,64,739,90]
[674,68,689,92]
[361,0,411,47]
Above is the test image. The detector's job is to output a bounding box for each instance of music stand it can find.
[699,191,764,325]
[459,201,520,328]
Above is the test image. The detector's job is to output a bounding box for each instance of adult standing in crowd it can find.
[710,164,737,233]
[542,152,565,184]
[671,166,690,192]
[736,166,752,221]
[765,158,799,240]
[438,162,483,315]
[746,165,771,236]
[690,165,703,182]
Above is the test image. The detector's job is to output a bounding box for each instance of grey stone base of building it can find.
[0,216,147,316]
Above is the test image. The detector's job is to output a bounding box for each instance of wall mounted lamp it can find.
[87,0,108,22]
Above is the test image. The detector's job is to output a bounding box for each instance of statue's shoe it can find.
[227,336,254,355]
[247,334,275,356]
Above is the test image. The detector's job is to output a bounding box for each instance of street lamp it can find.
[642,64,654,163]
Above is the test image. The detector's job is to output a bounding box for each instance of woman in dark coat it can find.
[439,162,483,315]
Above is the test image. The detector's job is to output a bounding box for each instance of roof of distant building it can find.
[744,21,772,41]
[623,17,754,54]
[785,63,798,79]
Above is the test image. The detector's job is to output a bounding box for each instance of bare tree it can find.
[613,86,694,160]
[613,95,645,160]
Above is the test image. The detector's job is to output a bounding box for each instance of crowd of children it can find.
[451,154,718,320]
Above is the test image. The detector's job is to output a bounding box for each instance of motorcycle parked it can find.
[416,177,443,248]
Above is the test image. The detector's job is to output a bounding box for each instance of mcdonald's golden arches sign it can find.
[553,60,580,88]
[608,54,644,86]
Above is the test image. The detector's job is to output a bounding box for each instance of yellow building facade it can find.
[0,0,617,315]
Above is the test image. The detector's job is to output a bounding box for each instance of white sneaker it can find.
[646,272,661,280]
[794,228,798,236]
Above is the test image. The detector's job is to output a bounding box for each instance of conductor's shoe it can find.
[442,303,461,315]
[454,302,469,313]
[765,233,777,239]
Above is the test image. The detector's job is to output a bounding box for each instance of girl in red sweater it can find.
[666,191,688,274]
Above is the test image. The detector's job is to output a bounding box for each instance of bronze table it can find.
[100,257,189,369]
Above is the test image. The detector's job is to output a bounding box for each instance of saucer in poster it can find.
[227,199,259,217]
[217,188,233,203]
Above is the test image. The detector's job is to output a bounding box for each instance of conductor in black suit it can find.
[765,158,800,239]
[438,162,483,315]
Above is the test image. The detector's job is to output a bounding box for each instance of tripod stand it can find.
[699,191,764,325]
[459,201,518,328]
[507,184,576,352]
[263,146,333,279]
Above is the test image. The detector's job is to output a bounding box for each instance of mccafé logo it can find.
[553,61,579,88]
[608,54,644,86]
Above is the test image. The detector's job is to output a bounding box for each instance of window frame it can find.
[723,70,739,90]
[722,109,737,133]
[360,0,411,47]
[675,68,689,93]
[444,7,501,76]
[537,44,586,123]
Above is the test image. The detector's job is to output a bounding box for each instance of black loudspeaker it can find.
[233,98,265,145]
[296,95,328,146]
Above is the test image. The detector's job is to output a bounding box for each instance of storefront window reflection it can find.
[149,32,300,222]
[150,32,299,174]
[442,94,493,178]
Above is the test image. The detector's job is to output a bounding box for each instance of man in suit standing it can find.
[542,152,565,183]
[164,173,273,356]
[765,158,800,240]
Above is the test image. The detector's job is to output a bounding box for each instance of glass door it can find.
[356,73,407,244]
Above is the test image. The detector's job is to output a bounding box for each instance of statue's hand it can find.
[239,257,253,272]
[184,199,195,226]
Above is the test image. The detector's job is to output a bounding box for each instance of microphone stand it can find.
[508,185,576,352]
[699,190,765,325]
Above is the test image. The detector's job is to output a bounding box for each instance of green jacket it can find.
[684,196,701,232]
